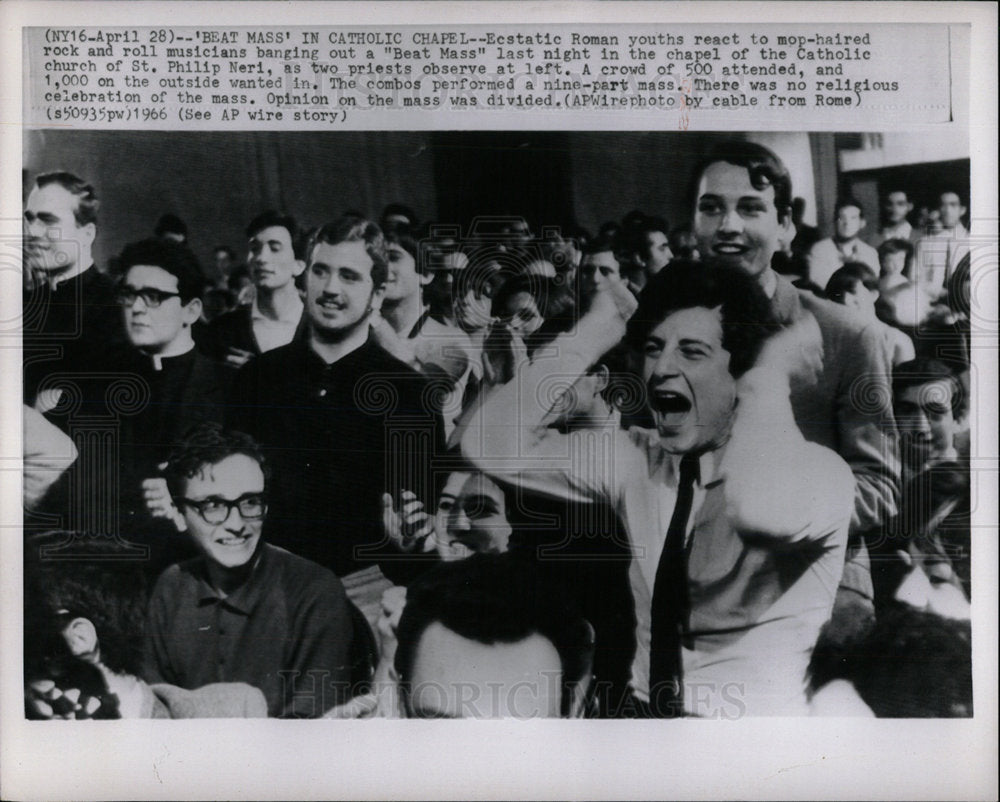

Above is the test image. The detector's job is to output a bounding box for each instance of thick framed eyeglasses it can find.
[115,285,182,308]
[176,493,268,525]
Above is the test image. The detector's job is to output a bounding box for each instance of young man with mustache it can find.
[459,263,853,716]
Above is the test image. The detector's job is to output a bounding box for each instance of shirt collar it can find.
[194,544,271,615]
[251,294,303,325]
[630,427,723,488]
[770,274,803,325]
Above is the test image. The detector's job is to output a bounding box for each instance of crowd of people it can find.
[22,139,973,719]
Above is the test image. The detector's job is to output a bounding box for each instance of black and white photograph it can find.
[2,3,996,800]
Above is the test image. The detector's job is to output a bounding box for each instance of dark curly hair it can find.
[161,422,270,501]
[116,237,206,303]
[625,257,780,378]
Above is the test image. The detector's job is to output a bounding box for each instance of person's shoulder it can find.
[151,558,203,596]
[266,544,347,595]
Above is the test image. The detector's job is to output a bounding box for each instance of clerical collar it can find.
[145,341,196,371]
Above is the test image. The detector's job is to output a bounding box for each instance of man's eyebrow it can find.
[679,337,714,348]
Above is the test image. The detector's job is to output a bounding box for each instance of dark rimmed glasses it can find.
[176,493,268,525]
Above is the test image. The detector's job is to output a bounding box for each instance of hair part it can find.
[394,553,594,717]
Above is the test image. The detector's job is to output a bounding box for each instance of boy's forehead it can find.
[699,159,774,196]
[184,454,265,491]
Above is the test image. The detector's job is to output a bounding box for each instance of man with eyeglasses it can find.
[111,238,229,565]
[144,422,354,718]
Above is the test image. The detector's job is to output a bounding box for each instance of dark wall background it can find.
[24,130,438,272]
[26,130,870,273]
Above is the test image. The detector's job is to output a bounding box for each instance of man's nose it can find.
[719,207,744,234]
[450,508,471,532]
[652,349,682,377]
[223,505,246,531]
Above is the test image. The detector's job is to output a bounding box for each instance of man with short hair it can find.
[112,238,229,560]
[393,553,595,718]
[892,358,965,480]
[370,222,472,432]
[145,423,355,718]
[690,142,899,626]
[874,190,915,246]
[205,211,306,369]
[622,215,672,294]
[579,234,626,304]
[806,198,880,290]
[461,263,854,716]
[228,215,444,579]
[913,191,970,299]
[22,171,125,408]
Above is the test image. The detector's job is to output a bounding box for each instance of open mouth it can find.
[650,390,692,428]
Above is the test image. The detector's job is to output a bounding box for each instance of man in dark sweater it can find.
[228,215,444,580]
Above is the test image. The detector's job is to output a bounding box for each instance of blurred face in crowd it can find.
[835,205,865,241]
[642,230,673,274]
[178,454,266,572]
[23,183,95,275]
[883,191,912,226]
[894,380,957,470]
[383,242,428,304]
[880,249,908,278]
[405,624,563,718]
[306,240,383,341]
[694,161,792,281]
[894,546,970,621]
[641,306,736,454]
[581,251,623,299]
[453,269,496,333]
[121,265,200,355]
[499,290,543,337]
[937,192,965,229]
[840,281,878,318]
[249,226,303,292]
[434,472,512,561]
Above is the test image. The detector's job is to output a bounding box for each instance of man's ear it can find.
[61,617,99,661]
[182,297,203,326]
[592,364,610,395]
[419,271,434,287]
[79,222,97,248]
[292,258,306,278]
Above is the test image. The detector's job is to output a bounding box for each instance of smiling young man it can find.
[228,215,444,579]
[459,262,854,716]
[144,423,354,718]
[205,211,306,369]
[690,141,900,650]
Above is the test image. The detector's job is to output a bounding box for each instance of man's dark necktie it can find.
[648,453,699,718]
